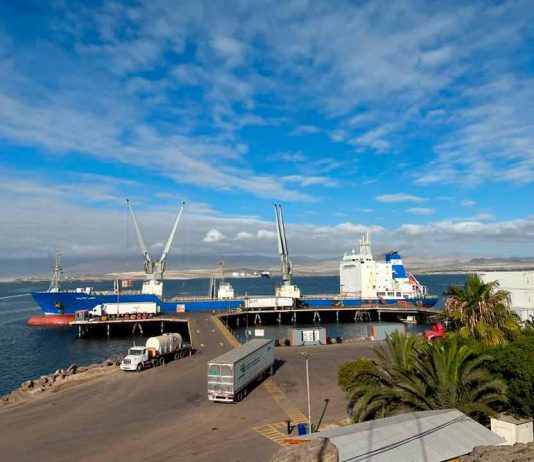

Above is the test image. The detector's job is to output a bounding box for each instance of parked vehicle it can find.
[207,339,275,402]
[89,302,159,318]
[120,333,191,372]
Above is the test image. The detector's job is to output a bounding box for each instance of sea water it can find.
[0,274,466,395]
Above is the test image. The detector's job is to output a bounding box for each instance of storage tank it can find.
[146,333,182,354]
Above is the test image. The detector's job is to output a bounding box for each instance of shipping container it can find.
[288,328,327,346]
[89,302,159,317]
[207,339,275,402]
[369,324,406,341]
[244,297,294,309]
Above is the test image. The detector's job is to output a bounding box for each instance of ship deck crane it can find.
[127,199,185,296]
[274,204,300,299]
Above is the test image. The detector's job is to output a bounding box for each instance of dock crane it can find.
[127,199,185,297]
[273,204,301,299]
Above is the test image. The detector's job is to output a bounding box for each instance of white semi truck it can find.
[120,333,192,372]
[89,302,159,318]
[207,339,275,402]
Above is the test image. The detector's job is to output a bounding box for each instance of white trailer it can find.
[89,302,159,317]
[207,339,275,402]
[245,297,295,310]
[120,333,192,372]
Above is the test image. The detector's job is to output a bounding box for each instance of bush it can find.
[337,358,375,393]
[488,333,534,418]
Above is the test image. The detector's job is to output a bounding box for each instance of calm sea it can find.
[0,274,466,395]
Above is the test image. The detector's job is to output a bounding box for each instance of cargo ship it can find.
[30,203,437,323]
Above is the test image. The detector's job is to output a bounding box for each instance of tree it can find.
[444,274,521,346]
[487,333,534,418]
[343,332,506,423]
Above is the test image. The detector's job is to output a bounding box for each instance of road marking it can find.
[262,379,308,424]
[252,422,290,445]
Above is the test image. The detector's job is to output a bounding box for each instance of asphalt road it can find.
[0,315,375,462]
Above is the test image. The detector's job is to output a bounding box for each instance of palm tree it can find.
[345,332,506,423]
[444,274,520,346]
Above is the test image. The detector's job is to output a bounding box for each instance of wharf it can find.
[219,305,441,327]
[70,315,192,340]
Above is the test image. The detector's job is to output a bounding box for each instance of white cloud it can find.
[234,231,253,240]
[283,175,337,187]
[314,222,385,235]
[398,217,534,242]
[461,200,476,207]
[407,207,435,215]
[203,229,226,243]
[376,194,426,203]
[257,229,276,240]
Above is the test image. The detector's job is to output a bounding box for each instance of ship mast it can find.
[274,204,292,286]
[48,251,62,292]
[359,231,372,257]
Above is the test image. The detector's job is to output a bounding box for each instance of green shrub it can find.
[488,334,534,418]
[337,358,376,393]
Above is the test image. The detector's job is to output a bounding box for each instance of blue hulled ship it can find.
[31,204,437,321]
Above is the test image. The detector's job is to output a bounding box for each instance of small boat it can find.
[399,315,417,324]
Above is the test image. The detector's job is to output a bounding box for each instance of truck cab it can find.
[120,347,150,372]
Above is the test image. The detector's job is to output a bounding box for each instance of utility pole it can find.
[301,352,312,434]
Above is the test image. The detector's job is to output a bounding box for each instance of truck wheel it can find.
[160,357,165,366]
[152,359,158,367]
[136,363,143,372]
[174,352,180,360]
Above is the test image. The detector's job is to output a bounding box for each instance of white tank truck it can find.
[120,333,192,372]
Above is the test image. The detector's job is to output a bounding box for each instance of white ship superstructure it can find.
[340,232,428,301]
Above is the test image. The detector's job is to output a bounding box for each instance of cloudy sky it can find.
[0,0,533,276]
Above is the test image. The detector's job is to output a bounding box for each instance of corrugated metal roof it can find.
[208,339,274,365]
[296,409,505,462]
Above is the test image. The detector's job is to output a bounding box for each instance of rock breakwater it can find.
[1,357,122,407]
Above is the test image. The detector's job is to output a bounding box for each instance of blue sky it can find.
[0,0,533,273]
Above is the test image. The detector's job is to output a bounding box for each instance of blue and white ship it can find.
[31,203,437,321]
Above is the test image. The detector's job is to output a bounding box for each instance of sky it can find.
[0,0,533,276]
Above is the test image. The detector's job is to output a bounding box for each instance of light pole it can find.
[300,352,312,434]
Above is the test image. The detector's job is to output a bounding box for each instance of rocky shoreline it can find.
[1,357,122,407]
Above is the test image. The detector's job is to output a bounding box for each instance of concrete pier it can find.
[218,305,440,330]
[70,316,192,341]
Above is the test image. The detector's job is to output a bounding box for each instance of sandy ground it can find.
[0,314,375,462]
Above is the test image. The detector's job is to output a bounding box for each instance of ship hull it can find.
[31,291,438,315]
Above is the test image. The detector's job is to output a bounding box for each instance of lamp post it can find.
[300,352,312,434]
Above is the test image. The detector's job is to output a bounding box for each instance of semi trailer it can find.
[89,302,159,318]
[207,339,275,402]
[120,333,192,372]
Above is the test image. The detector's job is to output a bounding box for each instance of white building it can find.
[479,271,534,322]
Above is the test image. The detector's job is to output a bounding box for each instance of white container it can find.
[90,302,158,317]
[146,333,182,355]
[245,297,294,309]
[207,339,275,402]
